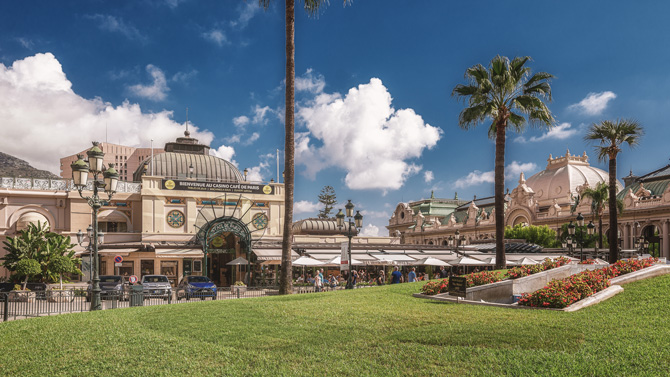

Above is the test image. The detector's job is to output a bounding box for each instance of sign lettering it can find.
[162,179,274,195]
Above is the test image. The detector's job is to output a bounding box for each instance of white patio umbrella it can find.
[507,257,539,266]
[451,256,487,266]
[227,257,250,285]
[292,256,325,266]
[326,255,363,266]
[479,257,497,266]
[410,257,451,267]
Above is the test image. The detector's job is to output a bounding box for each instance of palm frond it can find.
[584,119,644,161]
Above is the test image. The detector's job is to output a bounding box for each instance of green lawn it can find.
[1,276,670,376]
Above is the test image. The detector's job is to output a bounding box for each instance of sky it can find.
[2,1,670,237]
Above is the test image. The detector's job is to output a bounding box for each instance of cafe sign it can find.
[163,179,273,195]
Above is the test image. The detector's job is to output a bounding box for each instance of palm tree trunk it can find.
[279,0,295,295]
[608,156,618,262]
[598,215,603,249]
[494,122,506,270]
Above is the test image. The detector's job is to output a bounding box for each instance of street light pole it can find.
[336,200,363,290]
[70,142,118,311]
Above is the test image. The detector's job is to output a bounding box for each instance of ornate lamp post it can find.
[70,142,118,311]
[587,221,596,258]
[568,220,576,258]
[336,200,363,290]
[76,225,105,282]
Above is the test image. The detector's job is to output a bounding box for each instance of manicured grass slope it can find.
[1,277,670,376]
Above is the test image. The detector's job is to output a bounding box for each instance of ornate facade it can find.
[388,150,670,259]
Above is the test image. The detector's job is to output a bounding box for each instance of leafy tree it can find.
[585,119,643,261]
[453,56,555,269]
[259,0,352,295]
[2,221,80,283]
[317,185,337,219]
[504,224,560,248]
[49,256,77,290]
[15,259,41,290]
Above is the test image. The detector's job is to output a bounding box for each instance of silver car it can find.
[141,275,172,301]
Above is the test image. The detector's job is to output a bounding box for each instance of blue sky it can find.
[2,1,670,236]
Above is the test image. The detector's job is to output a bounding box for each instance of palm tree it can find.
[452,56,555,270]
[579,182,609,248]
[585,119,643,262]
[259,0,350,294]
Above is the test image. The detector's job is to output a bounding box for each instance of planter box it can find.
[8,291,36,302]
[47,290,75,303]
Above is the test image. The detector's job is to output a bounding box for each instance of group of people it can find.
[296,265,440,290]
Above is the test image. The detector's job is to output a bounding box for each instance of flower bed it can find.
[419,256,572,295]
[518,258,658,308]
[506,256,571,279]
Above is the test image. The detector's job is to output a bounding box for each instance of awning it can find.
[253,248,300,261]
[96,248,138,256]
[371,254,416,262]
[155,249,204,258]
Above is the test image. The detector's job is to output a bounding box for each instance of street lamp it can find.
[76,225,105,283]
[587,221,596,258]
[336,200,363,290]
[70,142,118,311]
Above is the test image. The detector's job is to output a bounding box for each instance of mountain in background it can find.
[0,152,59,179]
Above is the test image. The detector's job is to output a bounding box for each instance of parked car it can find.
[177,276,217,300]
[141,275,172,301]
[86,276,129,301]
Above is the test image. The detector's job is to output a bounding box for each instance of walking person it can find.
[314,272,323,292]
[408,267,417,283]
[439,266,449,279]
[391,266,403,284]
[376,270,385,285]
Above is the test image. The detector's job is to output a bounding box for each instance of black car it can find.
[86,275,130,301]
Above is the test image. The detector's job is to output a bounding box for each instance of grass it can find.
[1,276,670,376]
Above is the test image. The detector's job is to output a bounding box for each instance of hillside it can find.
[0,152,59,179]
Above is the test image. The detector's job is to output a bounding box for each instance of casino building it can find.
[0,131,287,286]
[389,150,670,259]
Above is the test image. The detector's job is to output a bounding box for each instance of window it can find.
[99,222,127,233]
[117,261,134,277]
[160,261,178,277]
[141,260,154,276]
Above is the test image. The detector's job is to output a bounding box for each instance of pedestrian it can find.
[408,267,417,283]
[439,266,449,279]
[351,269,358,286]
[376,270,385,285]
[391,266,403,284]
[314,272,323,292]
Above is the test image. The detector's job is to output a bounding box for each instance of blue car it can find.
[177,276,217,300]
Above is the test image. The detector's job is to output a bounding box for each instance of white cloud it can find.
[0,53,214,173]
[245,132,260,145]
[87,14,147,42]
[252,105,271,125]
[128,64,169,101]
[424,171,434,183]
[568,91,617,116]
[231,2,262,29]
[209,144,236,166]
[453,161,538,189]
[202,29,228,46]
[16,38,34,49]
[233,115,250,127]
[244,161,269,181]
[171,69,198,83]
[515,122,578,143]
[359,224,381,237]
[295,69,325,94]
[296,78,442,191]
[294,200,320,214]
[164,0,187,9]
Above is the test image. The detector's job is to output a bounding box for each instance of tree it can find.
[504,224,560,248]
[15,259,41,290]
[2,221,80,284]
[317,185,337,218]
[453,56,555,270]
[585,119,643,262]
[259,0,351,295]
[49,256,76,290]
[579,182,624,249]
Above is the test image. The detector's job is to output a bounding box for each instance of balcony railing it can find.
[0,177,141,193]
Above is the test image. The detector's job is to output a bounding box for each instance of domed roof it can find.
[525,150,623,206]
[135,152,242,182]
